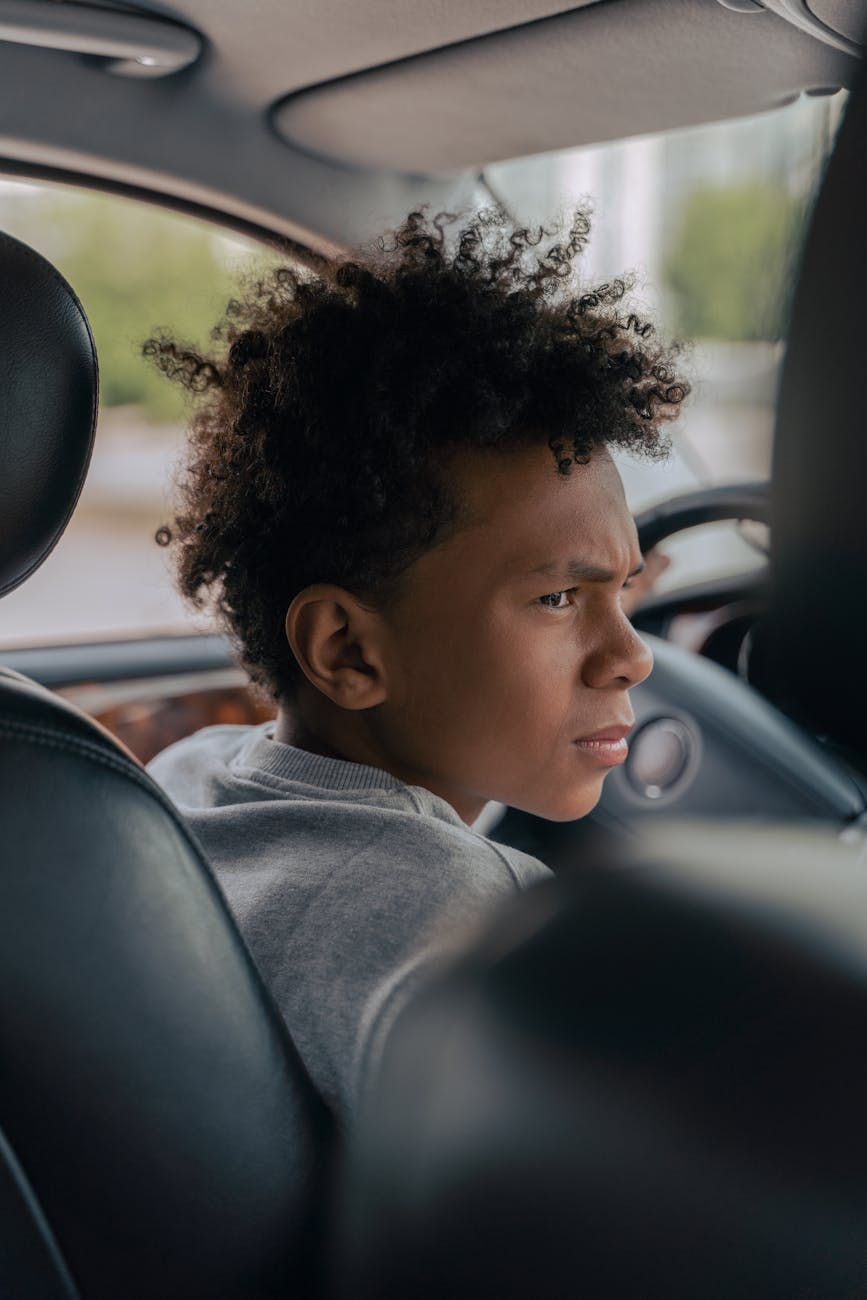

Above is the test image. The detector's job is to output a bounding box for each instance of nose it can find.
[581,609,654,691]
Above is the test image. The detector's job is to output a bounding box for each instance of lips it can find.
[573,722,633,767]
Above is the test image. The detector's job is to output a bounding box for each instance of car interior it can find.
[2,0,867,1296]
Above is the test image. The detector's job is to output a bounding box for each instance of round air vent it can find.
[626,718,697,801]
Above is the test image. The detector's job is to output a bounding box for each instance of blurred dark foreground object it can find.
[335,822,867,1299]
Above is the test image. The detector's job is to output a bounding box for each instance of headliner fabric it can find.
[273,0,859,172]
[138,0,603,104]
[810,0,867,45]
[0,0,862,262]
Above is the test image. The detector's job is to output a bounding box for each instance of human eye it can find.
[537,589,572,610]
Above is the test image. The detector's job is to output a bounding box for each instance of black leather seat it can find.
[338,822,867,1299]
[0,230,330,1299]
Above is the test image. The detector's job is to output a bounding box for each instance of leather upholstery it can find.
[0,667,331,1299]
[752,54,867,753]
[0,236,331,1297]
[338,825,867,1299]
[0,232,98,598]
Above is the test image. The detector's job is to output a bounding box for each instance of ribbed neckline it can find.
[236,724,411,796]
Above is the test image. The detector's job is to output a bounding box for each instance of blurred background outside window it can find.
[0,185,276,647]
[0,89,846,647]
[486,89,846,591]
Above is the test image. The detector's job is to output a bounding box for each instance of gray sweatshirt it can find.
[148,722,550,1123]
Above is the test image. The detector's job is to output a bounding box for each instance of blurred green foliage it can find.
[664,182,809,341]
[0,183,274,422]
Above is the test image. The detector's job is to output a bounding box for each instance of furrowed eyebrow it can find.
[530,558,645,584]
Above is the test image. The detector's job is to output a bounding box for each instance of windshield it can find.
[485,91,845,502]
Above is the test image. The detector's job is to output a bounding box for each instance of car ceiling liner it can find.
[273,0,860,173]
[750,29,867,761]
[1,1,864,252]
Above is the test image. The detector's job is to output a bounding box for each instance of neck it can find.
[274,702,486,824]
[274,706,345,763]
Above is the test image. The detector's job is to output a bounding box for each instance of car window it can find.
[0,180,278,649]
[486,91,847,591]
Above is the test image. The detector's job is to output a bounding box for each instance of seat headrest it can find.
[0,231,98,598]
[338,822,867,1299]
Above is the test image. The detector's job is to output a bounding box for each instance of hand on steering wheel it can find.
[621,547,671,616]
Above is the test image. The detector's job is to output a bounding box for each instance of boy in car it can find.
[146,208,687,1124]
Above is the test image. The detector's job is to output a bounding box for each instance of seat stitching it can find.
[0,718,204,852]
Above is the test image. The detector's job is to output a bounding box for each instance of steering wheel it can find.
[634,481,769,553]
[631,480,772,672]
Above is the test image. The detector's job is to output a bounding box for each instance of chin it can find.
[523,777,606,824]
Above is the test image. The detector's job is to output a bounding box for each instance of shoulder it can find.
[350,803,550,902]
[146,723,260,805]
[486,837,551,888]
[148,722,255,770]
[406,787,550,890]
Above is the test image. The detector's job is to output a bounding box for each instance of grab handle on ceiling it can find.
[0,0,201,77]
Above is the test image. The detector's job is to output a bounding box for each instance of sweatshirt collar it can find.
[237,724,412,796]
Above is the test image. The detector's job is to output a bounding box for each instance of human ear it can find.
[284,584,388,710]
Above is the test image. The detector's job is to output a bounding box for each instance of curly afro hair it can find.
[145,207,689,704]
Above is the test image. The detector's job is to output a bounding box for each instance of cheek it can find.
[416,606,513,691]
[473,616,587,742]
[392,601,584,760]
[409,632,534,765]
[389,615,496,739]
[500,621,584,712]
